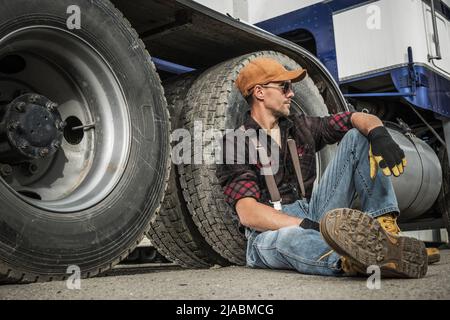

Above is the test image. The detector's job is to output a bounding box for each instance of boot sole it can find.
[427,253,440,265]
[320,208,428,278]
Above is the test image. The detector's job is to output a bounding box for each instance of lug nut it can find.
[29,95,40,103]
[57,121,67,130]
[39,148,50,157]
[14,102,26,113]
[0,164,13,177]
[8,121,20,131]
[28,163,39,175]
[21,163,39,176]
[52,141,61,149]
[46,102,58,112]
[18,142,29,150]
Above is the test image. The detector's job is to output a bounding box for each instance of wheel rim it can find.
[0,26,131,212]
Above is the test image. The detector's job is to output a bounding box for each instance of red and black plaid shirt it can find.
[216,111,354,210]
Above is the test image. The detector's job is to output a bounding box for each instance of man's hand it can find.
[367,126,407,179]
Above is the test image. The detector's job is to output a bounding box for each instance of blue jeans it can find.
[245,129,399,276]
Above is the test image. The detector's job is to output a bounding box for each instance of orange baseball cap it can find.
[235,57,307,97]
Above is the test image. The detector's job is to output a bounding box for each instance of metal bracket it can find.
[442,119,450,163]
[398,73,428,89]
[140,9,193,41]
[408,103,446,147]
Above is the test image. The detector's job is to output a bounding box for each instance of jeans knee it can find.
[276,227,302,248]
[276,226,317,252]
[345,128,363,140]
[342,129,368,151]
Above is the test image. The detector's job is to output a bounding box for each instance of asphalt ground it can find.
[0,249,449,300]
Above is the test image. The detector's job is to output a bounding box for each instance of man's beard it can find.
[272,105,290,118]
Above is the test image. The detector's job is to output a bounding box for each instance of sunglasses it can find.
[261,81,293,95]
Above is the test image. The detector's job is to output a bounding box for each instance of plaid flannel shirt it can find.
[216,111,354,211]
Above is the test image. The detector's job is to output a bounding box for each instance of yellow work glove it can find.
[367,126,407,179]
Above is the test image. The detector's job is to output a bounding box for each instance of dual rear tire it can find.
[0,0,170,282]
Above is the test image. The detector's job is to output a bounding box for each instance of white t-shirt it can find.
[263,123,281,147]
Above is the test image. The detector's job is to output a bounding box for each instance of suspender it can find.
[287,139,307,201]
[239,126,307,210]
[240,126,282,210]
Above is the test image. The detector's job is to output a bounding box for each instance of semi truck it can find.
[0,0,448,282]
[250,0,450,234]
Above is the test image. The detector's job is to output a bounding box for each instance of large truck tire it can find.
[437,148,450,238]
[0,0,170,282]
[147,75,229,268]
[179,51,345,264]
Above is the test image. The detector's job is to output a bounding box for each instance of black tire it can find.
[179,51,344,264]
[437,148,450,238]
[147,74,229,268]
[0,0,170,282]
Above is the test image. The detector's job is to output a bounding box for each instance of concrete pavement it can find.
[1,250,449,300]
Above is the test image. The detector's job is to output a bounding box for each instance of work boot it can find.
[377,213,401,234]
[340,256,365,276]
[426,247,441,264]
[320,208,428,278]
[377,213,441,264]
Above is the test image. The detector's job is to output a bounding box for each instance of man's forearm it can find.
[236,198,302,232]
[350,112,383,136]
